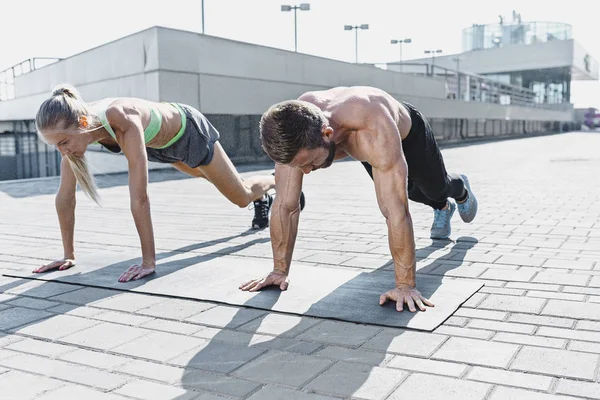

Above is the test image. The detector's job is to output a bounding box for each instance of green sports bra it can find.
[96,98,186,149]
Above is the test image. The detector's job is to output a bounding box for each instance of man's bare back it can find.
[298,86,413,155]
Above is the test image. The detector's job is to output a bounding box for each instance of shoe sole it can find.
[458,174,478,223]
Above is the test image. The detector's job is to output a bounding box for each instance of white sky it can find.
[2,0,599,107]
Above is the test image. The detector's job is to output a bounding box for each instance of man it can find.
[239,86,477,312]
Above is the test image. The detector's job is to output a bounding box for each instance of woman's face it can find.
[40,122,89,157]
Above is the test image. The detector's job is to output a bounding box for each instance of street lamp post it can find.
[424,49,443,75]
[281,3,311,52]
[390,38,412,72]
[344,24,369,63]
[201,0,205,34]
[452,57,462,99]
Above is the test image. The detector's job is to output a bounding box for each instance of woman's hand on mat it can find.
[379,285,435,312]
[33,258,76,273]
[239,270,289,292]
[118,263,156,282]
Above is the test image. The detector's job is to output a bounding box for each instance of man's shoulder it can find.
[297,91,318,102]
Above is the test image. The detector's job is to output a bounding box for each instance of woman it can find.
[33,84,303,282]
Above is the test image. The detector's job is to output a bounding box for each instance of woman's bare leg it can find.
[180,142,275,208]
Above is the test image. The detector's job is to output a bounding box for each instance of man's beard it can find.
[314,141,336,171]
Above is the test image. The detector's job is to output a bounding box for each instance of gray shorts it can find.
[146,103,220,168]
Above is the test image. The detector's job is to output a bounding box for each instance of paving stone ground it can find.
[0,131,599,399]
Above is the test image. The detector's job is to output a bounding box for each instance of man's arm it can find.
[106,106,156,282]
[372,156,416,287]
[366,104,433,312]
[239,163,304,291]
[271,163,304,275]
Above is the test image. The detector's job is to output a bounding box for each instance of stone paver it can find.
[114,380,200,400]
[510,346,599,380]
[170,340,266,373]
[386,355,468,377]
[466,366,553,391]
[238,313,321,338]
[234,349,332,387]
[247,385,339,400]
[361,329,447,356]
[59,348,131,369]
[117,359,186,384]
[59,322,150,350]
[0,370,65,400]
[136,298,216,320]
[110,331,207,361]
[488,386,575,400]
[389,373,491,399]
[555,379,600,399]
[315,345,393,366]
[492,332,567,349]
[36,385,130,400]
[0,307,52,331]
[2,132,600,399]
[478,294,547,314]
[14,314,100,340]
[0,352,130,390]
[181,369,262,398]
[305,361,407,400]
[433,337,520,368]
[297,320,381,347]
[5,337,75,358]
[185,306,266,328]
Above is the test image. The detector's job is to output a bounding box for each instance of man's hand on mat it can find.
[118,264,155,282]
[379,285,435,312]
[33,258,75,273]
[239,270,289,292]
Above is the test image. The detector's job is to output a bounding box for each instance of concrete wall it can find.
[572,41,600,79]
[155,27,447,114]
[407,97,571,121]
[0,28,161,121]
[395,40,574,75]
[0,26,574,124]
[15,29,160,98]
[396,39,599,81]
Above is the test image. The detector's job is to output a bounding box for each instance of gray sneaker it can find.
[430,201,455,239]
[457,174,478,223]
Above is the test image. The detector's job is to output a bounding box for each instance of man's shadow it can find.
[0,231,478,399]
[173,237,478,399]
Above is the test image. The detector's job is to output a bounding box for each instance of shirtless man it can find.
[239,86,478,312]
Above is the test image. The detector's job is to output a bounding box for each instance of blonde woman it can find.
[33,84,304,282]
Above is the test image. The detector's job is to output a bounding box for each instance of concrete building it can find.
[388,17,599,110]
[0,25,579,180]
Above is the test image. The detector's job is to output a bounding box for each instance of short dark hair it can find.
[259,100,326,164]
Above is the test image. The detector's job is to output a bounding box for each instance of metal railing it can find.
[462,21,573,52]
[377,62,567,110]
[0,121,61,181]
[0,57,62,101]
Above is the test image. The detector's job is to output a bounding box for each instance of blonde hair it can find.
[66,154,101,205]
[36,84,102,205]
